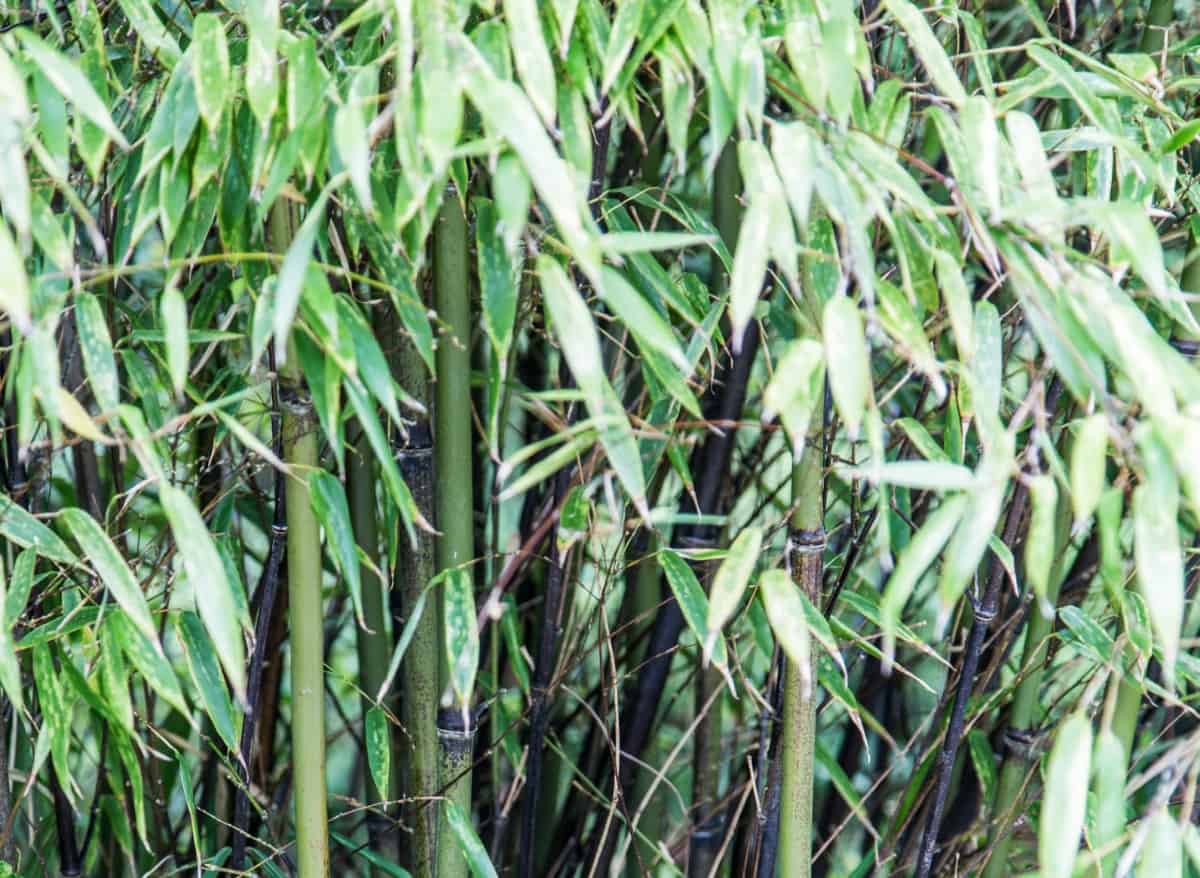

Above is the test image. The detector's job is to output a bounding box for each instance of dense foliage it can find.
[0,0,1198,875]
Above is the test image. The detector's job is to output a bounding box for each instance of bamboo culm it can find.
[776,401,825,878]
[273,201,330,878]
[433,187,476,878]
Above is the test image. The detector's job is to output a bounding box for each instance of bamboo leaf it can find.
[1040,713,1092,878]
[74,292,120,413]
[192,14,230,132]
[0,558,21,715]
[309,471,364,628]
[365,705,390,803]
[115,0,182,67]
[159,484,248,702]
[505,0,557,124]
[881,0,966,104]
[660,549,731,686]
[442,567,478,718]
[598,267,687,369]
[1,495,76,565]
[823,296,870,439]
[61,508,156,645]
[759,569,814,696]
[110,612,188,716]
[703,527,761,662]
[1138,810,1182,878]
[443,800,498,878]
[1069,414,1107,526]
[17,32,128,149]
[1133,479,1182,687]
[274,184,335,364]
[175,611,238,753]
[537,256,648,518]
[245,0,280,128]
[880,494,966,667]
[728,201,769,351]
[1024,474,1057,615]
[0,222,30,334]
[161,286,189,398]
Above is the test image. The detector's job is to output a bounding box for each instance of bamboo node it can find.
[786,528,826,558]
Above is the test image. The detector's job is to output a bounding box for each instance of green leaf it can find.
[115,0,182,67]
[823,296,870,438]
[759,569,814,695]
[598,267,687,369]
[175,611,238,753]
[17,31,128,149]
[4,549,34,630]
[344,380,428,544]
[1133,478,1182,688]
[1040,713,1092,878]
[0,222,30,335]
[74,293,120,413]
[0,559,20,715]
[1138,810,1182,878]
[161,287,189,398]
[275,183,335,364]
[882,0,966,104]
[245,0,280,128]
[335,73,373,214]
[33,643,72,799]
[309,471,364,628]
[1024,474,1057,615]
[880,494,966,666]
[938,470,1008,610]
[61,508,157,645]
[475,198,519,364]
[703,527,761,663]
[1069,414,1107,526]
[365,705,390,802]
[660,549,730,680]
[728,202,769,351]
[110,612,188,716]
[462,59,600,283]
[192,14,230,132]
[1160,118,1200,154]
[443,800,498,878]
[443,567,478,718]
[763,339,825,457]
[505,0,556,124]
[537,257,648,519]
[159,484,248,702]
[1087,200,1167,300]
[0,495,76,565]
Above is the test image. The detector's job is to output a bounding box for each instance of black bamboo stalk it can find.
[517,106,613,878]
[229,347,287,874]
[913,477,1033,878]
[516,464,571,878]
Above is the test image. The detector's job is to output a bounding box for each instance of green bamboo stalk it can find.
[983,497,1073,878]
[433,186,476,878]
[272,202,330,878]
[777,404,825,878]
[1139,0,1174,54]
[348,423,396,869]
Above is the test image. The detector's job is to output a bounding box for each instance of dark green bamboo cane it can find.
[776,405,825,878]
[433,186,476,878]
[348,421,396,869]
[271,202,330,878]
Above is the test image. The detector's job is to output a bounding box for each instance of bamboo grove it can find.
[0,0,1198,875]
